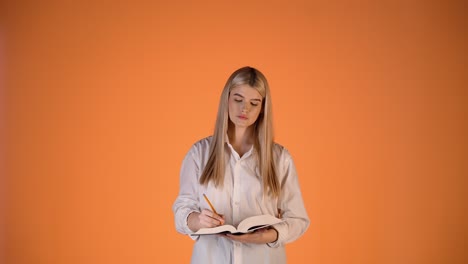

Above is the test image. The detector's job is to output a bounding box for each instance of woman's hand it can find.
[224,227,278,244]
[187,209,225,232]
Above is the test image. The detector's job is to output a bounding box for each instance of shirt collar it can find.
[225,134,254,160]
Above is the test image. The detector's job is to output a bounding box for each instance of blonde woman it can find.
[173,66,309,263]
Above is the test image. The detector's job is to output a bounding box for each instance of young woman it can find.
[173,66,309,263]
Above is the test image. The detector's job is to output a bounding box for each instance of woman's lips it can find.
[238,115,248,120]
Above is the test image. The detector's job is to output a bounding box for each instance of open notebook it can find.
[191,214,283,236]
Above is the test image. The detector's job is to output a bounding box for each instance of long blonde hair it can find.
[199,66,280,197]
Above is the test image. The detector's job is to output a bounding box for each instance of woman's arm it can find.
[172,145,225,235]
[224,227,278,244]
[172,149,202,235]
[267,151,310,247]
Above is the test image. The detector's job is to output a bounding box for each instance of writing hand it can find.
[188,209,225,232]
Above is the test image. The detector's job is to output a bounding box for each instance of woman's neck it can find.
[228,126,254,157]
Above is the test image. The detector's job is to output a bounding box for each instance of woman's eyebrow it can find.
[233,93,262,101]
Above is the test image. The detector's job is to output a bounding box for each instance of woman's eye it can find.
[234,99,242,103]
[251,103,258,106]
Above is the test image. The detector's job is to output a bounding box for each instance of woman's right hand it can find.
[187,209,225,232]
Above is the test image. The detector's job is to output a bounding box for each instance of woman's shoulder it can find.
[272,141,293,161]
[187,136,213,153]
[182,136,213,162]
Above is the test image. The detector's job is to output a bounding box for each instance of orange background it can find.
[2,0,467,263]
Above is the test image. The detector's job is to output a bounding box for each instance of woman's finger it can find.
[199,211,223,227]
[201,209,225,225]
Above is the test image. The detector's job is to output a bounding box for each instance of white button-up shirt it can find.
[173,137,310,264]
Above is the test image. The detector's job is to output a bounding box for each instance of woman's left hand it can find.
[223,227,278,244]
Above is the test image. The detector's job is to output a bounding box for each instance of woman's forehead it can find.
[230,85,263,99]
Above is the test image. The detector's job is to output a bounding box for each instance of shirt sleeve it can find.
[267,151,310,247]
[172,146,201,239]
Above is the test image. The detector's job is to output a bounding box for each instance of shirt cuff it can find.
[185,210,200,241]
[267,222,287,248]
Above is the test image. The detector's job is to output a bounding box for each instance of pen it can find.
[203,193,218,215]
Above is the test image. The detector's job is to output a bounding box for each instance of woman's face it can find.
[228,84,263,129]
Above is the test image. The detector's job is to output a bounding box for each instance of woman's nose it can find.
[242,103,249,112]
